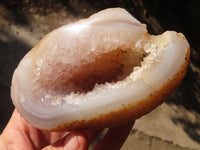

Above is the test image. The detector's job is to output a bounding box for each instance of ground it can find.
[0,0,200,150]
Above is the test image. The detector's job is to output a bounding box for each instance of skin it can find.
[0,109,134,150]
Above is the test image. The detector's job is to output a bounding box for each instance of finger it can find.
[42,130,88,150]
[82,129,103,144]
[93,122,134,150]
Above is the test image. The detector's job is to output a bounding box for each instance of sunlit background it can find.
[0,0,199,149]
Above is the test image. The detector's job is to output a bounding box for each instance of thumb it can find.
[42,131,88,150]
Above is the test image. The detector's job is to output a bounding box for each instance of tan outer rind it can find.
[45,47,190,132]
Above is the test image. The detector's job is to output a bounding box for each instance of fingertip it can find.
[63,130,88,150]
[75,130,89,150]
[93,122,134,150]
[43,130,88,150]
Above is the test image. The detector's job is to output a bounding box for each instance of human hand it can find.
[0,109,134,150]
